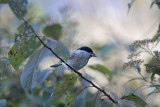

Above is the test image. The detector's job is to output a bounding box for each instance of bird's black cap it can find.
[77,46,93,53]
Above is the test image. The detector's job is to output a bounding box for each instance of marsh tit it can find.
[50,46,97,71]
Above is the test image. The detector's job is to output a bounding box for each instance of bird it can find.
[50,46,97,71]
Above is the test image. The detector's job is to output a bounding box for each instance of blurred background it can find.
[0,0,160,106]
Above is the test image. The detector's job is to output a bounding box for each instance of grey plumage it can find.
[50,46,96,71]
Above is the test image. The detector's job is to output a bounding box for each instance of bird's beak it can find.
[91,53,97,57]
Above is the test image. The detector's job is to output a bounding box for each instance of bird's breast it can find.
[67,58,89,70]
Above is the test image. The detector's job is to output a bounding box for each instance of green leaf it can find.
[7,103,20,107]
[144,63,152,67]
[126,78,143,84]
[151,73,155,81]
[20,49,42,92]
[51,74,77,104]
[88,64,112,81]
[152,67,160,76]
[65,90,83,107]
[8,23,39,70]
[122,93,147,107]
[20,37,61,92]
[56,102,65,107]
[43,24,62,40]
[0,99,7,107]
[54,75,77,94]
[82,92,102,107]
[65,96,72,107]
[8,0,28,19]
[0,0,8,3]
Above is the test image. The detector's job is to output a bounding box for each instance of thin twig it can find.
[138,72,160,92]
[140,46,154,56]
[21,18,118,105]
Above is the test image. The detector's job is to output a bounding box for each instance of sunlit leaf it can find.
[8,0,28,19]
[128,0,136,13]
[8,23,40,71]
[122,93,147,107]
[20,49,42,92]
[0,99,7,107]
[88,64,112,81]
[0,0,8,3]
[43,24,62,40]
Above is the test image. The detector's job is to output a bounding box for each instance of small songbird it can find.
[50,46,97,70]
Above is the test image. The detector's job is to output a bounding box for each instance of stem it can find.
[138,72,160,92]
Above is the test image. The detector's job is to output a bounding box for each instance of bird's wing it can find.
[50,63,62,67]
[69,52,77,60]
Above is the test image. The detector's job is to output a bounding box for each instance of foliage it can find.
[124,23,160,103]
[8,23,40,71]
[88,64,112,81]
[121,93,147,107]
[43,24,62,40]
[8,0,28,19]
[1,0,160,107]
[0,0,8,4]
[0,0,117,106]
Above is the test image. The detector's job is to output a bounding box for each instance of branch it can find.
[22,18,118,105]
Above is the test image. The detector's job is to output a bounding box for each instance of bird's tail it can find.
[50,63,62,67]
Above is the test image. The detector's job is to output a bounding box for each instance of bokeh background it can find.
[0,0,160,106]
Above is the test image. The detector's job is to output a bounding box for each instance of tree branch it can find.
[22,18,118,105]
